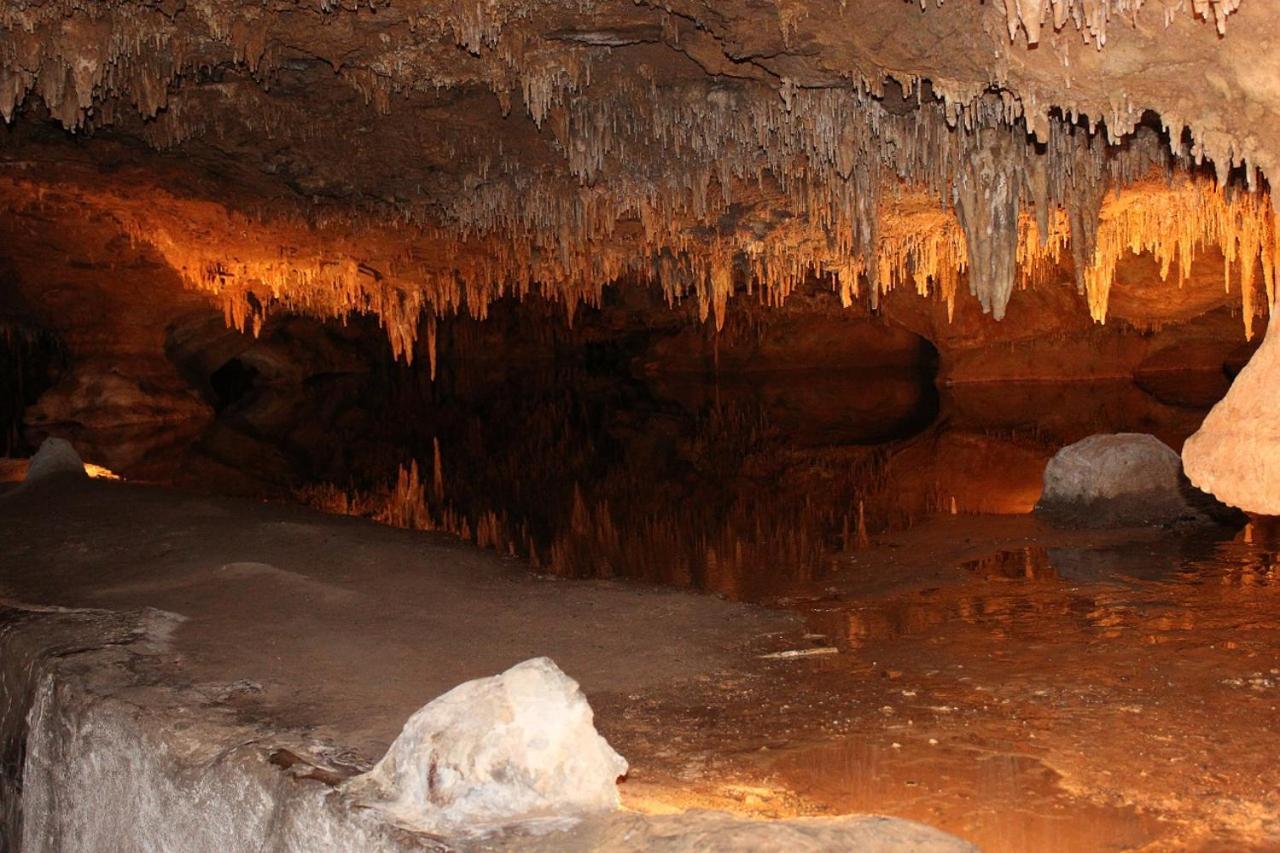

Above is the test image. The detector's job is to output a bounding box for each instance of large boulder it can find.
[346,657,627,836]
[1036,433,1221,527]
[1183,325,1280,514]
[23,437,87,483]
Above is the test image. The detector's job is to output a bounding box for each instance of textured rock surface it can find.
[1,605,409,853]
[23,437,86,483]
[1036,433,1210,526]
[1,603,974,852]
[1,0,1277,371]
[25,363,211,476]
[347,657,628,835]
[1184,326,1280,514]
[474,810,978,852]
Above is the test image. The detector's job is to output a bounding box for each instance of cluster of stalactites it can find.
[0,2,274,129]
[1083,180,1280,338]
[110,171,1278,362]
[0,0,596,138]
[438,83,1181,324]
[10,148,1274,378]
[1,0,1262,193]
[986,0,1242,47]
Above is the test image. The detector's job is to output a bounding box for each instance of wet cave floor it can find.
[610,517,1280,851]
[4,358,1279,851]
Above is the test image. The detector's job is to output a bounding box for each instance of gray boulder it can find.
[24,437,87,483]
[1036,433,1231,527]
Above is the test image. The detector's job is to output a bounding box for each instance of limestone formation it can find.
[1,0,1278,370]
[1183,326,1280,515]
[3,606,977,852]
[23,438,86,483]
[483,809,979,851]
[1036,433,1215,526]
[346,657,628,835]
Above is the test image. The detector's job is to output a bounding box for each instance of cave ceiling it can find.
[1,0,1277,363]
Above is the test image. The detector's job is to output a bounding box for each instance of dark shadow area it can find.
[208,357,260,413]
[0,324,64,457]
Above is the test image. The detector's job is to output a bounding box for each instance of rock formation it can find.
[22,437,86,483]
[1,0,1278,384]
[346,657,628,835]
[1184,325,1280,514]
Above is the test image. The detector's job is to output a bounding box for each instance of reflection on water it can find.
[265,357,1225,602]
[772,736,1165,852]
[283,360,949,600]
[761,527,1280,850]
[173,312,1278,850]
[964,546,1059,581]
[809,534,1275,651]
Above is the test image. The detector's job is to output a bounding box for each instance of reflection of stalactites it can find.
[856,500,870,549]
[380,459,430,530]
[952,128,1021,321]
[426,315,438,380]
[432,437,445,505]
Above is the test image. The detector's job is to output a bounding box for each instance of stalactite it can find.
[1080,179,1274,335]
[952,128,1029,320]
[425,316,439,380]
[2,0,1273,364]
[996,0,1241,47]
[952,128,1023,320]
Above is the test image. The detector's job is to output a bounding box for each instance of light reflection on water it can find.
[281,366,1227,606]
[772,736,1165,852]
[760,528,1280,851]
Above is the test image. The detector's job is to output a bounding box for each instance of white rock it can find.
[24,437,87,483]
[346,657,627,836]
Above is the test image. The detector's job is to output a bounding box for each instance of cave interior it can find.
[2,0,1280,850]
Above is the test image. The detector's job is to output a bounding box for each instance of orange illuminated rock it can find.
[2,0,1279,362]
[1184,326,1280,515]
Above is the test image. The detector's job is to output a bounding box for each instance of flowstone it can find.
[1184,325,1280,514]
